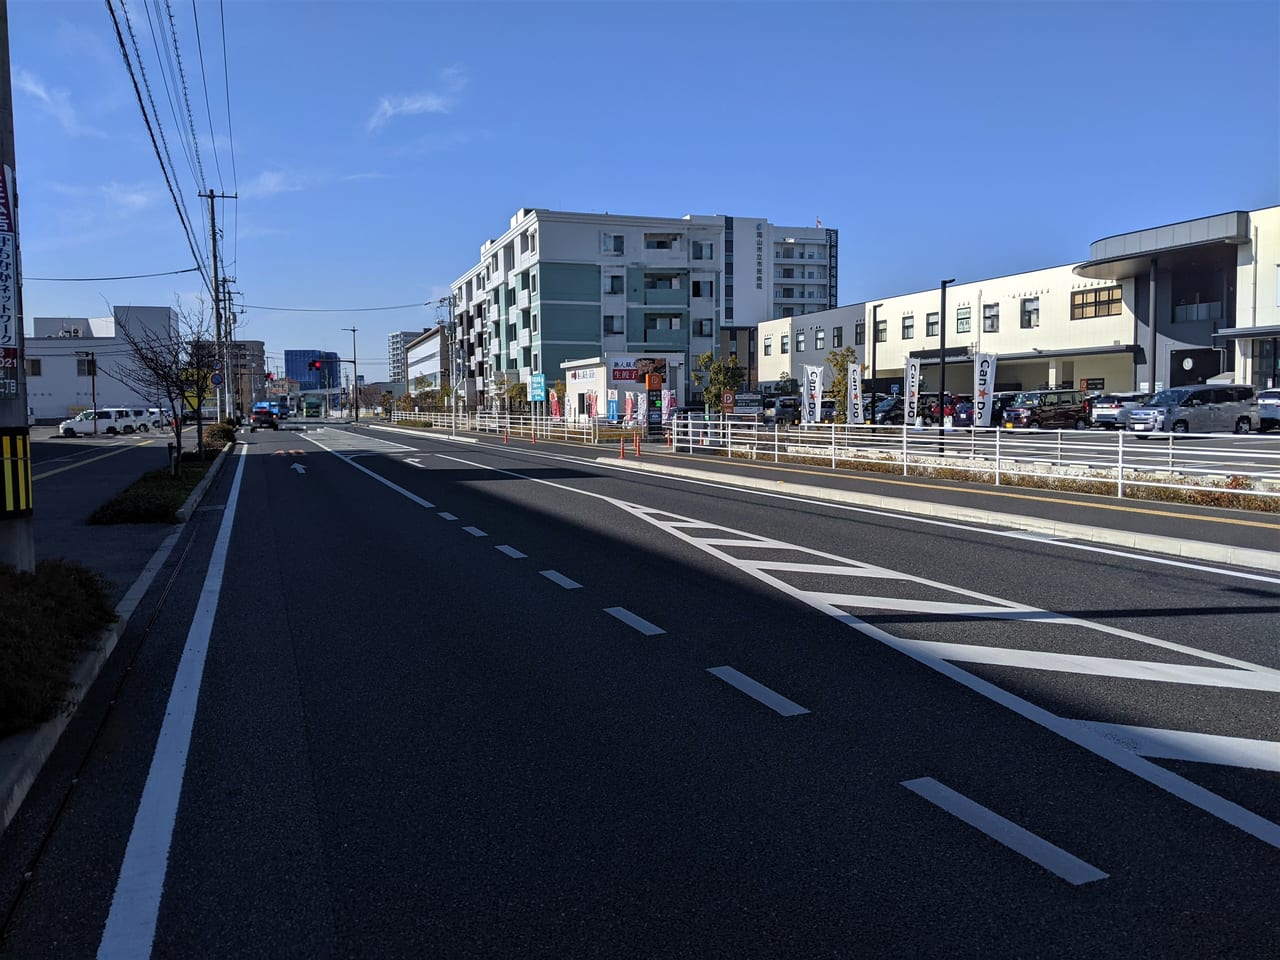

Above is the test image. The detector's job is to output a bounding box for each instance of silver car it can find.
[1259,388,1280,431]
[1090,391,1149,429]
[1127,384,1259,434]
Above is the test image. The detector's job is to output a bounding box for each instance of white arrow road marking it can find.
[290,463,306,474]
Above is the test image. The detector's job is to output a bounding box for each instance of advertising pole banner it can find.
[847,359,863,424]
[904,357,922,425]
[973,353,998,426]
[802,365,824,424]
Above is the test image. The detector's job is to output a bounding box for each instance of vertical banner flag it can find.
[847,358,863,424]
[904,357,922,425]
[588,392,598,418]
[635,391,647,427]
[624,392,634,422]
[802,365,824,424]
[663,389,676,421]
[973,353,998,426]
[549,389,560,419]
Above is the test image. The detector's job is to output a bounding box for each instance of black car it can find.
[250,408,278,430]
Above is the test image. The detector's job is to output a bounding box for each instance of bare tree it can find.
[100,298,219,472]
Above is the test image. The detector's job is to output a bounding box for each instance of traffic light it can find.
[265,372,275,381]
[310,360,323,370]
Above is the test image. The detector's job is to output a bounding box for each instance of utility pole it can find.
[205,190,235,421]
[342,326,358,422]
[0,4,34,571]
[75,351,97,433]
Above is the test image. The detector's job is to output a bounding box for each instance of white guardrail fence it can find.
[387,410,1280,504]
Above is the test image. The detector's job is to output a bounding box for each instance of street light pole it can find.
[342,326,358,422]
[938,279,955,445]
[76,350,97,434]
[869,303,883,422]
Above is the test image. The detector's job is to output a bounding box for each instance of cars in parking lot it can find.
[1001,389,1089,430]
[1259,388,1280,431]
[1089,391,1150,429]
[1127,383,1259,434]
[58,407,146,436]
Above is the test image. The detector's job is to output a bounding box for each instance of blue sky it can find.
[11,0,1279,381]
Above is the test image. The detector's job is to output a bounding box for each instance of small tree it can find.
[690,351,745,414]
[101,298,219,472]
[825,346,859,423]
[775,372,799,396]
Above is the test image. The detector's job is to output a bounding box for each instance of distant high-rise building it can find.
[388,329,429,383]
[284,349,340,396]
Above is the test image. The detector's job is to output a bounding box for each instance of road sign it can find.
[530,373,546,402]
[722,390,735,413]
[211,373,224,386]
[212,361,222,373]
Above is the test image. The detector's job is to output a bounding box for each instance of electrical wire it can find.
[26,267,203,281]
[243,302,429,313]
[219,0,238,274]
[189,0,223,192]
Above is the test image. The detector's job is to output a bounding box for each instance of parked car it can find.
[952,401,975,427]
[819,399,836,423]
[57,408,144,437]
[1089,391,1150,429]
[1127,384,1260,434]
[1258,388,1280,431]
[1000,389,1089,430]
[873,396,905,425]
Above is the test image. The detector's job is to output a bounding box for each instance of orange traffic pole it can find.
[634,433,640,457]
[619,437,626,459]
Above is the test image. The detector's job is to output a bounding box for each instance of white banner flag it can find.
[973,353,998,426]
[847,359,863,424]
[904,357,922,425]
[802,365,824,424]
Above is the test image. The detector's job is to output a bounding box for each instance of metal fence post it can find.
[995,426,1002,486]
[1117,429,1126,497]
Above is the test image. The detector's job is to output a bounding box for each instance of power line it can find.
[218,0,238,272]
[189,0,222,191]
[105,0,212,296]
[26,267,202,281]
[243,302,429,313]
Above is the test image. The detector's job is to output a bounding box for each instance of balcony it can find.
[643,287,688,307]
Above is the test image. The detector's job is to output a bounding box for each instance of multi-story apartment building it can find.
[758,205,1280,399]
[387,329,429,384]
[226,339,266,414]
[449,209,837,405]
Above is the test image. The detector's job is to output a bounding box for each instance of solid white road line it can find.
[303,434,435,509]
[438,512,457,521]
[496,545,527,559]
[1079,722,1280,772]
[97,446,249,959]
[463,526,487,537]
[540,570,582,590]
[706,666,810,717]
[603,607,665,636]
[901,777,1109,886]
[912,641,1280,692]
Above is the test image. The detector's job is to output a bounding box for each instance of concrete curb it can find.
[1,443,234,834]
[361,422,478,444]
[601,458,1280,573]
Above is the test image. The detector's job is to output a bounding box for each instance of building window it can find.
[644,233,679,250]
[763,337,772,357]
[956,306,971,334]
[1021,297,1040,329]
[602,233,624,255]
[926,312,939,337]
[530,272,537,294]
[1071,285,1122,320]
[608,275,624,295]
[695,318,713,337]
[902,315,915,340]
[875,318,887,343]
[815,327,825,351]
[604,315,624,335]
[24,358,41,377]
[983,303,1000,333]
[692,280,714,298]
[76,357,95,377]
[833,326,843,348]
[533,352,540,373]
[532,312,539,333]
[692,240,714,260]
[781,334,790,354]
[528,231,536,254]
[796,331,806,352]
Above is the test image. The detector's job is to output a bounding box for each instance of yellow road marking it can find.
[33,439,155,480]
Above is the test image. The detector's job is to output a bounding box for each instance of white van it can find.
[58,408,145,437]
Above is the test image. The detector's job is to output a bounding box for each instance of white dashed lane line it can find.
[438,512,457,521]
[463,526,487,537]
[604,607,665,636]
[496,545,527,559]
[706,666,810,717]
[540,570,582,590]
[900,777,1109,886]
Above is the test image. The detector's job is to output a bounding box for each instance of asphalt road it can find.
[2,423,1277,958]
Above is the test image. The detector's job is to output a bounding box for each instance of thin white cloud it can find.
[15,68,106,138]
[366,67,468,132]
[242,170,308,199]
[342,172,391,182]
[100,182,154,212]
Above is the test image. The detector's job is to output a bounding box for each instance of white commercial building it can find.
[404,325,448,392]
[759,205,1280,400]
[449,208,837,407]
[24,306,180,422]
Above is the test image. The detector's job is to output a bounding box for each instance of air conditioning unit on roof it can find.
[71,327,82,337]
